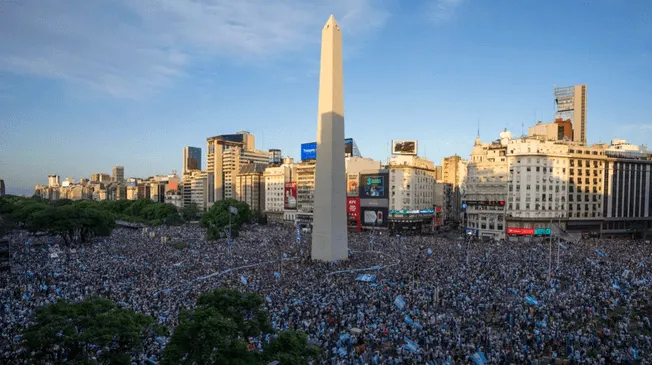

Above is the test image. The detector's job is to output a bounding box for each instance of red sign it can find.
[347,197,360,219]
[284,182,297,209]
[506,227,535,236]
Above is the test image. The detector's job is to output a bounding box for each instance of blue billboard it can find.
[300,142,317,161]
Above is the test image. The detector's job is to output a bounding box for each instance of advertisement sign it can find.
[359,173,388,198]
[534,228,551,236]
[506,227,535,236]
[283,182,297,209]
[361,207,389,227]
[360,199,389,208]
[300,142,317,161]
[345,138,353,157]
[347,174,359,197]
[391,140,418,155]
[347,197,360,219]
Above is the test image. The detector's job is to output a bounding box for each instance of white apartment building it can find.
[388,155,436,213]
[165,190,183,209]
[263,158,296,215]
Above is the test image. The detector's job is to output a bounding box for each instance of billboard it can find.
[300,142,317,161]
[359,173,388,199]
[347,174,359,197]
[347,197,360,219]
[506,227,535,236]
[391,140,418,155]
[361,207,389,227]
[283,182,297,209]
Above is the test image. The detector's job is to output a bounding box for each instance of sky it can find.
[1,0,651,196]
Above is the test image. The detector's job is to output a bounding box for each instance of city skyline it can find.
[2,0,651,196]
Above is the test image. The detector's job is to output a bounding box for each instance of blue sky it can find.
[1,0,651,196]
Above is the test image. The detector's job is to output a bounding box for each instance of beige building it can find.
[127,186,139,200]
[182,170,210,212]
[263,158,296,220]
[388,155,436,213]
[48,174,60,188]
[206,131,269,206]
[555,84,587,145]
[433,181,452,221]
[112,166,124,183]
[234,163,267,212]
[565,143,608,231]
[528,121,559,141]
[296,160,317,217]
[91,173,111,184]
[464,133,510,239]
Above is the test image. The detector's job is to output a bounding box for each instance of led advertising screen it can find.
[283,182,297,209]
[346,197,360,219]
[347,174,359,197]
[391,140,418,155]
[300,142,317,161]
[360,207,389,227]
[359,173,388,199]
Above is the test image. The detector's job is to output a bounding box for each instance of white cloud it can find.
[0,0,390,99]
[427,0,467,24]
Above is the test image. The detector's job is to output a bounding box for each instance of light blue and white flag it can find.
[427,248,433,256]
[595,249,606,257]
[240,275,248,285]
[471,351,487,365]
[525,295,538,306]
[394,295,406,310]
[355,274,377,282]
[403,337,419,353]
[274,272,280,281]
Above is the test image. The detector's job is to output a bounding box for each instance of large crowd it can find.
[1,222,652,364]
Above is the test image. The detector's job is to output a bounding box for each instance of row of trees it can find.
[0,196,190,244]
[21,289,319,365]
[200,199,267,240]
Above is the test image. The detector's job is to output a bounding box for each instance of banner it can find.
[284,182,297,209]
[347,174,359,197]
[347,198,360,219]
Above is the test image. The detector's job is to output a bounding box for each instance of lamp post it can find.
[548,218,552,282]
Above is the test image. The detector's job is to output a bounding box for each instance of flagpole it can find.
[548,219,552,282]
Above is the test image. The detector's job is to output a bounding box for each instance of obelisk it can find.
[311,15,348,262]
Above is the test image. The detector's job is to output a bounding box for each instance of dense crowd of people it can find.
[1,222,651,364]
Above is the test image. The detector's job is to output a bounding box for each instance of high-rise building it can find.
[112,166,125,183]
[0,179,5,196]
[91,173,111,184]
[312,15,348,262]
[206,131,269,205]
[234,163,267,212]
[183,146,202,175]
[555,84,587,145]
[263,158,296,221]
[48,174,60,188]
[182,170,210,212]
[442,155,467,221]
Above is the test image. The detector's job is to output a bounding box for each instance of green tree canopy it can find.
[162,289,318,365]
[200,199,252,240]
[22,297,155,365]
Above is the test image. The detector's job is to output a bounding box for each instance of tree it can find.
[263,329,321,365]
[181,202,201,221]
[22,297,154,365]
[201,199,252,240]
[162,289,318,365]
[162,289,269,365]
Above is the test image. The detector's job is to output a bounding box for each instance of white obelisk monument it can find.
[311,15,348,262]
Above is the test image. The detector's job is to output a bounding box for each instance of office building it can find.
[48,174,60,188]
[263,158,296,222]
[555,84,587,145]
[442,155,467,222]
[183,146,202,175]
[387,155,437,232]
[91,173,111,184]
[206,131,269,205]
[603,141,652,235]
[234,163,267,212]
[112,166,124,183]
[528,119,573,142]
[182,170,210,212]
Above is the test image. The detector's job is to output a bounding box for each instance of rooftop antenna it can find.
[521,121,524,137]
[477,119,480,138]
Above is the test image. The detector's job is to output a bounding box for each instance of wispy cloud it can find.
[426,0,467,24]
[0,0,390,99]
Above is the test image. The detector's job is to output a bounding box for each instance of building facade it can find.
[263,158,296,221]
[183,146,202,175]
[48,174,60,188]
[112,166,124,183]
[234,163,267,212]
[555,84,587,145]
[442,155,467,222]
